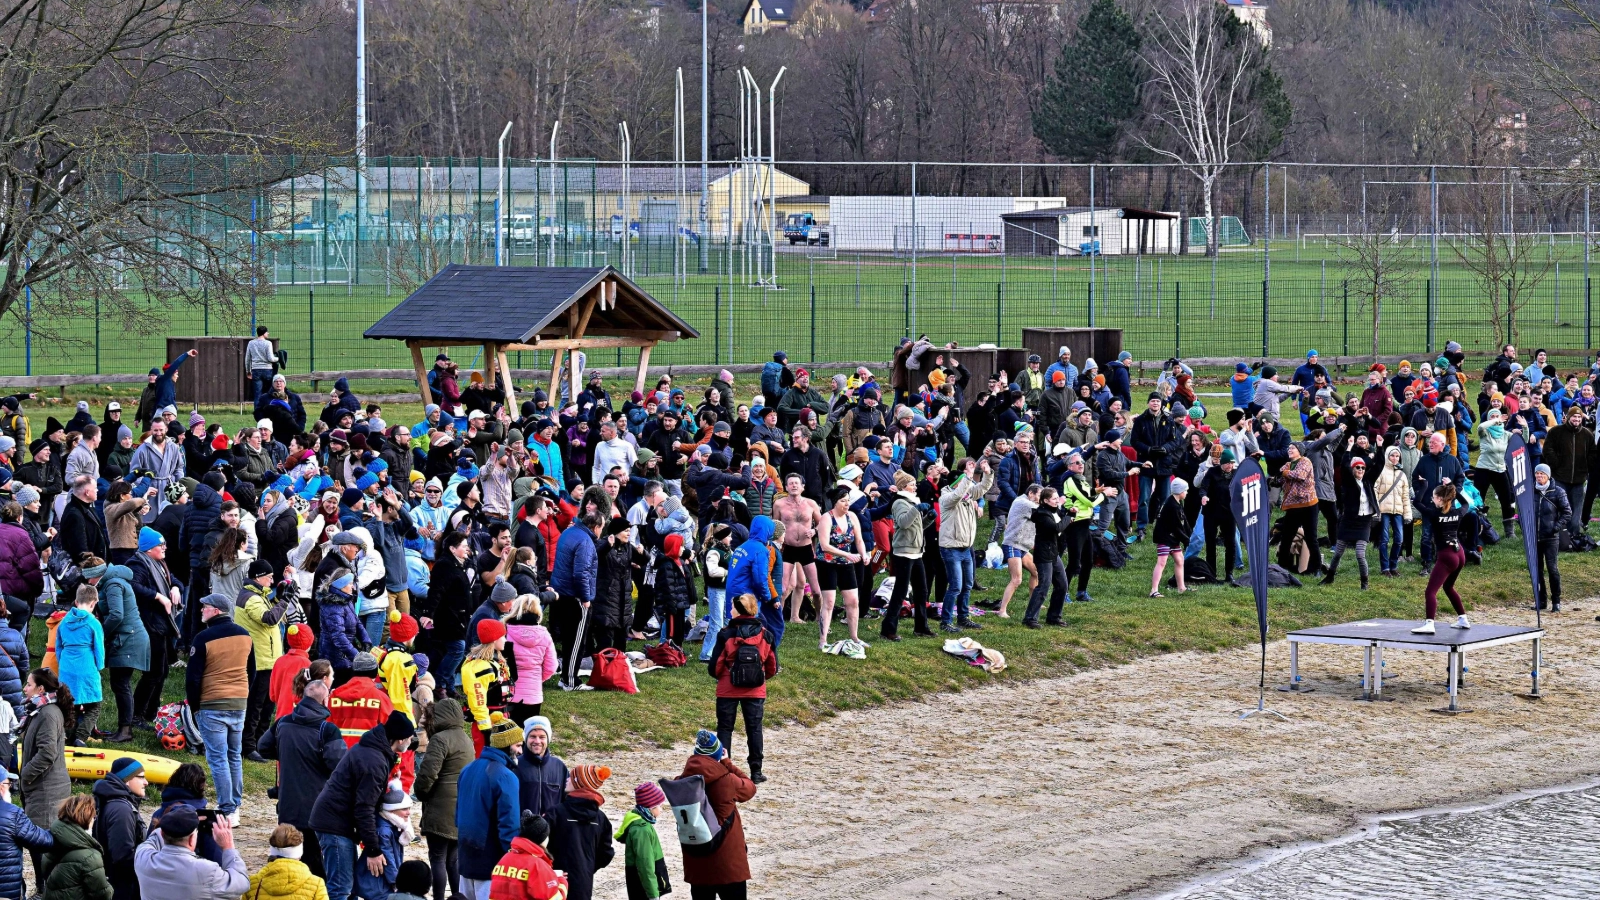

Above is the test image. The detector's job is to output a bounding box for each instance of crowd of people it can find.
[0,330,1591,900]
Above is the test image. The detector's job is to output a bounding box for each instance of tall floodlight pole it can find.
[699,0,710,273]
[768,66,785,288]
[548,121,560,266]
[496,121,513,265]
[355,0,367,246]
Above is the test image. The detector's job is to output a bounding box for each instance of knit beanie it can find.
[383,710,416,742]
[388,610,419,644]
[489,580,517,606]
[488,712,524,749]
[635,782,667,809]
[137,527,165,553]
[524,715,553,744]
[381,779,409,811]
[356,473,379,492]
[693,729,724,760]
[352,651,379,674]
[570,764,611,792]
[13,485,38,507]
[286,623,315,652]
[412,653,429,677]
[476,617,506,644]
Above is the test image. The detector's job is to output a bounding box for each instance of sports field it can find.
[4,238,1595,378]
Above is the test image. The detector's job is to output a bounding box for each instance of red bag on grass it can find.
[586,648,639,693]
[644,642,687,668]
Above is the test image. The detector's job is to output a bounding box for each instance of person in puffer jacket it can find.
[503,596,557,725]
[320,574,366,681]
[760,353,793,406]
[0,766,55,900]
[0,622,28,716]
[653,533,699,648]
[723,517,776,631]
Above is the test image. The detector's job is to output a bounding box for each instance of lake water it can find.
[1169,783,1600,899]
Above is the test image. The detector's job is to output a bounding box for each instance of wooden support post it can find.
[547,348,565,400]
[481,343,498,388]
[410,344,433,407]
[497,349,516,415]
[634,343,655,394]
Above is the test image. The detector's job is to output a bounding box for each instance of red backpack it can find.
[644,642,687,668]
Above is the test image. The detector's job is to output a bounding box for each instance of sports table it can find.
[1283,618,1544,713]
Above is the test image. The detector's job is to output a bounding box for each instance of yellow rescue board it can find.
[64,748,183,785]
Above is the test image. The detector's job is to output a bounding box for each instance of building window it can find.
[1081,225,1099,237]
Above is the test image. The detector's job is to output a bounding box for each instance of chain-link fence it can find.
[5,157,1596,377]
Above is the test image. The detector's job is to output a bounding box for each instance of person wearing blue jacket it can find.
[0,622,26,717]
[146,349,197,425]
[0,762,54,900]
[1105,351,1134,409]
[456,715,522,900]
[724,516,777,644]
[55,585,105,747]
[551,514,600,689]
[1230,362,1261,409]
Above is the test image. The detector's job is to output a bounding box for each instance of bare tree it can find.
[1449,171,1555,347]
[1331,198,1418,360]
[0,0,333,337]
[1139,0,1263,256]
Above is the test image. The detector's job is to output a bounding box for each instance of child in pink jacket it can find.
[505,593,558,724]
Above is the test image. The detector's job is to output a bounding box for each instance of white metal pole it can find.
[699,0,709,273]
[768,66,785,288]
[548,121,560,266]
[496,121,513,266]
[619,121,631,276]
[355,0,367,244]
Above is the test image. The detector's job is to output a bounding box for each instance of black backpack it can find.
[1093,531,1130,569]
[728,632,767,689]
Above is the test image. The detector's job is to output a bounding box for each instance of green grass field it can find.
[6,238,1597,379]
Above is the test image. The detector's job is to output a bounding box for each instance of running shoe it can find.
[1411,620,1435,635]
[1452,615,1472,629]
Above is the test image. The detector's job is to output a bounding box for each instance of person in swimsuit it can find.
[773,473,822,624]
[817,485,868,649]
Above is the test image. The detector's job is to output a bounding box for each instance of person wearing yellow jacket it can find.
[235,559,291,762]
[1059,448,1108,604]
[377,611,420,723]
[244,825,330,900]
[460,617,511,757]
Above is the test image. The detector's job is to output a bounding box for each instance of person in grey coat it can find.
[133,806,249,900]
[127,422,186,523]
[18,668,71,892]
[1303,417,1347,546]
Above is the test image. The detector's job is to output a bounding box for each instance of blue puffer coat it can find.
[319,594,364,671]
[0,626,28,715]
[184,483,222,569]
[54,608,105,704]
[98,565,150,671]
[0,798,53,900]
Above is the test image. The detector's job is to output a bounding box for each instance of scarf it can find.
[268,844,305,860]
[634,806,657,825]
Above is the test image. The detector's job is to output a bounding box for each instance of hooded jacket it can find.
[414,697,473,839]
[546,791,613,900]
[257,696,346,829]
[616,809,670,900]
[307,724,395,853]
[456,745,521,880]
[590,532,633,631]
[0,800,51,900]
[97,565,149,671]
[677,755,755,886]
[42,817,113,900]
[183,483,222,569]
[18,698,67,829]
[0,522,43,602]
[92,774,146,900]
[241,857,327,900]
[55,607,105,705]
[723,516,776,605]
[551,523,598,602]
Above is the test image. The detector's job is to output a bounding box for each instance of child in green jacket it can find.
[615,782,672,899]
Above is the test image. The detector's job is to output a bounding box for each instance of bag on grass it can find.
[644,642,687,668]
[983,542,1005,569]
[1173,557,1214,586]
[585,648,639,694]
[1094,532,1130,569]
[1265,564,1303,587]
[658,774,733,857]
[153,701,205,752]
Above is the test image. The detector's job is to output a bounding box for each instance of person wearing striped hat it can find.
[547,764,614,900]
[616,782,670,900]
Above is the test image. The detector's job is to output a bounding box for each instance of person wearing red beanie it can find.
[462,618,510,755]
[654,533,699,648]
[270,623,316,720]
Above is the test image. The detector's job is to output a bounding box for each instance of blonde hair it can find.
[509,593,543,622]
[733,593,759,617]
[467,641,504,664]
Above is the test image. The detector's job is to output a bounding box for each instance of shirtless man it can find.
[773,472,823,624]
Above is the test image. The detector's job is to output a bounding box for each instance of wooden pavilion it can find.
[363,264,699,411]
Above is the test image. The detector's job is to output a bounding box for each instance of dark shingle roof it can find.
[363,265,700,343]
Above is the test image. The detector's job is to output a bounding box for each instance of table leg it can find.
[1361,645,1372,699]
[1374,644,1384,698]
[1290,641,1299,686]
[1532,638,1541,697]
[1447,650,1459,712]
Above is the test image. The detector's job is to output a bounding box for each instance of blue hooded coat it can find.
[55,607,105,704]
[725,516,779,645]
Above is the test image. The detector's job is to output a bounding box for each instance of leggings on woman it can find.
[427,834,459,900]
[1062,520,1093,594]
[880,555,928,638]
[1327,540,1369,582]
[1425,544,1467,620]
[1470,468,1515,527]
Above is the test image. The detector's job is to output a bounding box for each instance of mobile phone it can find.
[196,808,220,829]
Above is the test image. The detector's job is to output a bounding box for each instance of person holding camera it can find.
[133,804,248,900]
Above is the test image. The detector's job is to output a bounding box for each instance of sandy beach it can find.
[572,601,1600,899]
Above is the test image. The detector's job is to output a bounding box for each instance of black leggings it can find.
[244,670,274,750]
[109,666,137,728]
[690,885,748,900]
[1062,520,1093,594]
[506,701,542,727]
[1537,538,1562,605]
[1318,500,1339,545]
[1277,506,1323,571]
[427,834,458,900]
[880,555,928,638]
[134,638,171,722]
[715,696,765,771]
[1471,468,1515,525]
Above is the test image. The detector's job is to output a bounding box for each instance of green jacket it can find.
[42,819,113,900]
[413,697,473,840]
[615,809,670,900]
[1061,473,1102,524]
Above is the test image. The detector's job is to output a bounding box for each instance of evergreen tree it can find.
[1032,0,1143,162]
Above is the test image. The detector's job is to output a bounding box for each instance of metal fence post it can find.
[1174,282,1181,358]
[1507,277,1515,342]
[94,295,100,375]
[1088,278,1095,328]
[1587,277,1592,352]
[1261,280,1269,357]
[904,283,910,337]
[996,282,1003,344]
[1426,278,1434,354]
[810,284,817,362]
[309,288,316,373]
[714,285,721,365]
[1342,280,1349,358]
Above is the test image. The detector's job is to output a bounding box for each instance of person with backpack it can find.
[675,730,757,900]
[546,764,614,900]
[706,593,778,784]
